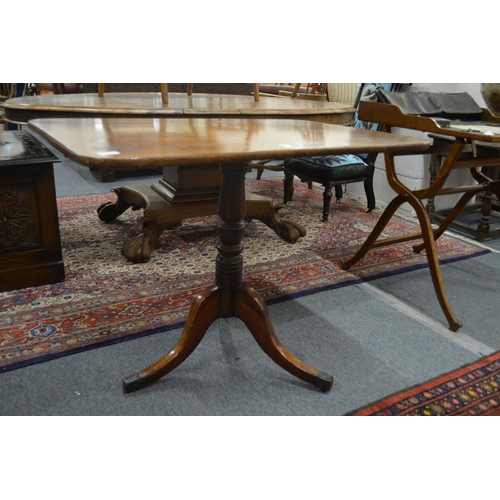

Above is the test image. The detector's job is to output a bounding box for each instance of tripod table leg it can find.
[123,285,222,393]
[235,285,333,392]
[123,160,333,393]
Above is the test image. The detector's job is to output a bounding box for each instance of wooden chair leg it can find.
[363,166,376,212]
[334,184,343,202]
[283,171,295,203]
[291,83,301,98]
[160,84,168,104]
[322,185,333,222]
[253,83,259,102]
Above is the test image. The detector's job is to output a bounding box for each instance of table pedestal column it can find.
[122,161,333,393]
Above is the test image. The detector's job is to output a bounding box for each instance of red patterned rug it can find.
[347,350,500,415]
[0,178,489,373]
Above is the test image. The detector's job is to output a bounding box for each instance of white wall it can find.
[347,83,487,215]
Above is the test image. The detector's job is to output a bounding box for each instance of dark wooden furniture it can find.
[427,136,500,241]
[0,130,64,291]
[341,100,500,332]
[29,116,429,393]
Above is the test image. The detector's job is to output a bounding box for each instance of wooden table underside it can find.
[29,116,430,393]
[4,93,356,261]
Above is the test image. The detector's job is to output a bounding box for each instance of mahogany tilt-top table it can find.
[28,116,430,393]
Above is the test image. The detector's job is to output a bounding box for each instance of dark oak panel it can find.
[0,131,64,291]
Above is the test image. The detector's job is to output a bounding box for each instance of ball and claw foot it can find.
[121,220,181,263]
[246,204,307,243]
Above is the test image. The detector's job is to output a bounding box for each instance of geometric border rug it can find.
[0,178,490,373]
[346,350,500,415]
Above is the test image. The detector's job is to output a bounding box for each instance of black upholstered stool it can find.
[283,153,374,222]
[282,83,405,223]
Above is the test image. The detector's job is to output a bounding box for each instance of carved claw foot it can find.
[246,203,307,243]
[122,233,156,263]
[121,219,181,263]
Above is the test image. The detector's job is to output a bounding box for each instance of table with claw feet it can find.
[2,92,356,262]
[29,116,429,393]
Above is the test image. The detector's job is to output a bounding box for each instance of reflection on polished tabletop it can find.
[2,93,355,124]
[29,117,429,168]
[28,116,430,394]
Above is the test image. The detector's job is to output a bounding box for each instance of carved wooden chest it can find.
[0,130,64,291]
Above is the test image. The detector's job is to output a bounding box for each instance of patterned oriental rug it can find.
[0,178,490,373]
[347,350,500,415]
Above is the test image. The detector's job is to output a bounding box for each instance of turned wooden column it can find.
[215,161,248,317]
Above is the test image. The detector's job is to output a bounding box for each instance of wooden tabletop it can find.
[28,117,431,169]
[2,93,355,124]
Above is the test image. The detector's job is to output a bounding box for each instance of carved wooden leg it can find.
[477,191,492,241]
[217,162,331,390]
[322,185,333,222]
[121,219,177,263]
[246,204,307,243]
[283,171,295,204]
[413,190,478,253]
[426,153,441,214]
[405,191,462,331]
[343,149,462,332]
[123,285,221,393]
[235,285,333,391]
[97,190,136,223]
[123,161,332,393]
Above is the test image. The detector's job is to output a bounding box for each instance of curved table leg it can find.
[235,285,333,391]
[341,194,405,270]
[97,188,136,223]
[123,285,222,393]
[413,190,478,253]
[342,151,462,332]
[405,190,462,332]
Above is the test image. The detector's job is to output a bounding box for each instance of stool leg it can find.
[334,184,343,202]
[364,166,376,212]
[283,171,295,203]
[322,184,333,222]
